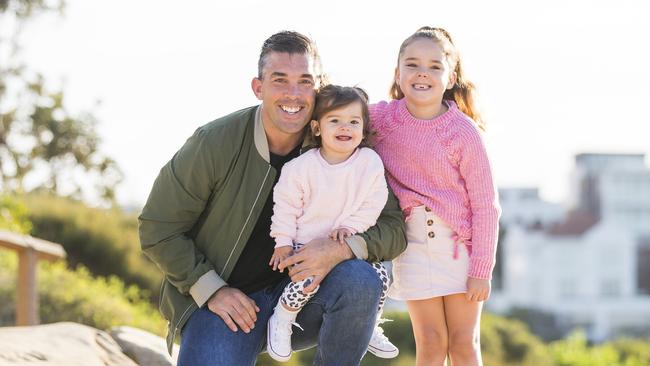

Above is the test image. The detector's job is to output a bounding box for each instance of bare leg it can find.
[443,293,483,366]
[406,297,449,366]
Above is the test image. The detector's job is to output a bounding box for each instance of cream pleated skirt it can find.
[388,206,469,300]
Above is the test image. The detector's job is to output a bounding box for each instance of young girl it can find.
[266,85,398,362]
[370,27,500,365]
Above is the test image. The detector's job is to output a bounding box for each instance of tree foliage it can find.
[0,0,63,18]
[0,194,32,233]
[1,0,122,206]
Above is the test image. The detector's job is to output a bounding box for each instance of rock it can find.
[109,326,178,366]
[0,322,138,366]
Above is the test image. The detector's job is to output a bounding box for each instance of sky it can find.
[8,0,650,207]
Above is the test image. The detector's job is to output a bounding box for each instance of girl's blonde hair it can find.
[389,26,485,131]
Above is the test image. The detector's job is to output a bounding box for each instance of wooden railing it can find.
[0,230,66,325]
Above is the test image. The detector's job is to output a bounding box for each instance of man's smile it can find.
[280,105,304,115]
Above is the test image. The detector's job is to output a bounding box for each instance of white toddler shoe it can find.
[267,300,302,362]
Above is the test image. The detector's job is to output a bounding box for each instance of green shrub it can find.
[481,312,554,366]
[0,194,32,234]
[0,250,166,336]
[1,194,165,334]
[22,193,161,300]
[550,331,650,366]
[550,331,618,366]
[609,338,650,365]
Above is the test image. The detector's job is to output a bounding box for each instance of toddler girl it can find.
[267,84,399,362]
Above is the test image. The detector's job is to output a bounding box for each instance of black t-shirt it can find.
[227,144,301,294]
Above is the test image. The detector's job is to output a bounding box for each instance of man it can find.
[139,31,406,365]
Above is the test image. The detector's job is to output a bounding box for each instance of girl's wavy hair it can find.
[307,84,375,148]
[390,26,485,131]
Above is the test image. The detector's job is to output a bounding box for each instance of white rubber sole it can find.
[367,344,400,359]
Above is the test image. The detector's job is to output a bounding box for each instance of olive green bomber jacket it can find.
[138,105,407,353]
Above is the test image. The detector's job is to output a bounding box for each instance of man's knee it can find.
[178,307,262,365]
[326,260,382,305]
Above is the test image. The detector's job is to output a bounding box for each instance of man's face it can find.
[252,52,317,140]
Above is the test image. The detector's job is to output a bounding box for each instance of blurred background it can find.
[1,0,649,365]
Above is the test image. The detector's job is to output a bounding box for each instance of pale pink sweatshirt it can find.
[271,147,388,248]
[370,99,501,279]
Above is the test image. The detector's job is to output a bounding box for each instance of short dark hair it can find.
[309,84,374,148]
[257,31,326,85]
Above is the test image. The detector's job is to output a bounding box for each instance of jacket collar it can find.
[253,105,311,163]
[253,106,270,163]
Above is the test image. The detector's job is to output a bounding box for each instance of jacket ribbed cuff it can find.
[345,235,368,260]
[189,270,227,307]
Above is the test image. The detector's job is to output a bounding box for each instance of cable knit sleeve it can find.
[270,160,305,248]
[339,150,389,233]
[457,122,501,279]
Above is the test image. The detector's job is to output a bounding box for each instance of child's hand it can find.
[269,246,293,272]
[466,277,491,302]
[329,227,354,245]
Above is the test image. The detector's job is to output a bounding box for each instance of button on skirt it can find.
[388,206,469,300]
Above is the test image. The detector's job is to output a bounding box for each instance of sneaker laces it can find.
[372,318,393,344]
[376,317,393,325]
[274,319,304,339]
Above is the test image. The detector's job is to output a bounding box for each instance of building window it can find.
[559,279,577,298]
[637,244,650,295]
[600,279,620,297]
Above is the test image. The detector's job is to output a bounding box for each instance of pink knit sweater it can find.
[370,99,501,279]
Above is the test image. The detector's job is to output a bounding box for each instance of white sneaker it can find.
[367,320,399,359]
[267,304,302,362]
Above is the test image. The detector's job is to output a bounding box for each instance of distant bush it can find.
[0,194,32,234]
[0,194,165,335]
[608,338,650,365]
[550,331,650,366]
[22,193,161,300]
[481,312,554,365]
[0,250,166,336]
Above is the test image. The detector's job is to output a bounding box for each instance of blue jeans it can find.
[177,259,382,366]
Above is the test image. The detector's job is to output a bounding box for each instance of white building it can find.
[498,187,564,228]
[490,153,650,342]
[570,153,650,231]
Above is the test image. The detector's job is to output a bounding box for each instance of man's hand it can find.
[207,286,260,333]
[269,246,293,271]
[278,237,354,292]
[466,277,491,302]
